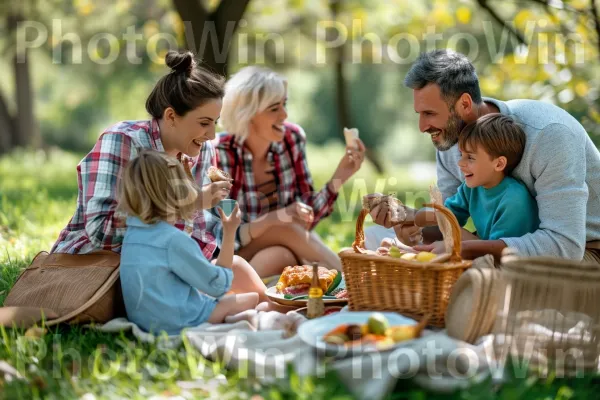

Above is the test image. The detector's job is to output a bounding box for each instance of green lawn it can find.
[1,147,598,399]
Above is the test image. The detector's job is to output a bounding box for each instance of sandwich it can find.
[275,265,342,298]
[362,193,407,225]
[207,166,232,182]
[343,127,359,150]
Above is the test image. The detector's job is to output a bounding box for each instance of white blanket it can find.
[96,313,493,400]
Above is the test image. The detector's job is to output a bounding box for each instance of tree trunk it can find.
[0,91,15,154]
[173,0,251,76]
[330,0,350,136]
[329,0,384,173]
[14,50,38,148]
[8,13,40,149]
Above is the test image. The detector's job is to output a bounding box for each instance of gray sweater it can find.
[437,97,600,260]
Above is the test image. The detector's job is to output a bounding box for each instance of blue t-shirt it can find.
[444,176,540,241]
[120,216,233,335]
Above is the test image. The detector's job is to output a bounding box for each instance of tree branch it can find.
[172,0,208,51]
[211,0,251,74]
[214,0,251,41]
[518,0,587,14]
[0,88,15,154]
[476,0,528,45]
[591,0,600,57]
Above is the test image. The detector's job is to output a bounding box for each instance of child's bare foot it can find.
[224,309,259,327]
[256,301,296,314]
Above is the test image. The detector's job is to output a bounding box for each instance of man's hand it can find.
[393,223,423,246]
[369,201,417,229]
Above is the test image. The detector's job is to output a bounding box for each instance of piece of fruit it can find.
[375,337,396,350]
[400,252,417,261]
[386,314,430,343]
[361,324,369,336]
[389,247,403,258]
[387,326,420,343]
[345,324,363,341]
[324,333,349,344]
[367,312,390,335]
[416,251,437,262]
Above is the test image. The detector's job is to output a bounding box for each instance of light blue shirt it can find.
[120,216,233,335]
[444,176,540,241]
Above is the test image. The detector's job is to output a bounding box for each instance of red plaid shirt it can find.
[51,119,220,259]
[213,122,338,247]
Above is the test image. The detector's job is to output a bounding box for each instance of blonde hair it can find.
[118,150,199,224]
[220,66,287,139]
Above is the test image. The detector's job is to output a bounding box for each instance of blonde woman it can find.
[214,66,366,277]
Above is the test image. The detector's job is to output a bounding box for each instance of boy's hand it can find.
[413,240,445,254]
[217,203,241,232]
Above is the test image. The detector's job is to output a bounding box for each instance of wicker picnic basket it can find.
[493,252,600,375]
[339,203,472,327]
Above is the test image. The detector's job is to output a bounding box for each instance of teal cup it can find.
[218,199,237,217]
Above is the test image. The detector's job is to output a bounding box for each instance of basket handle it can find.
[352,203,463,262]
[422,203,463,262]
[352,209,370,254]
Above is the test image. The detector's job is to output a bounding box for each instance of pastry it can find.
[275,265,340,297]
[207,166,232,182]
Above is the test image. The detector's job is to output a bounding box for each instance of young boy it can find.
[414,114,539,258]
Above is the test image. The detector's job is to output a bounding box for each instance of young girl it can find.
[118,150,274,335]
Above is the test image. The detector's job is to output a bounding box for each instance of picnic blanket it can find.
[96,312,494,400]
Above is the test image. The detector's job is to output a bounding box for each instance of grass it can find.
[0,147,598,399]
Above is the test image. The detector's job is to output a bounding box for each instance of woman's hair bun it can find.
[165,50,196,74]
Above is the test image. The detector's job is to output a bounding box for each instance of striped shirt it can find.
[212,122,338,248]
[51,119,220,259]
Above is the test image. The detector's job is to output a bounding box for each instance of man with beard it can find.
[365,49,600,262]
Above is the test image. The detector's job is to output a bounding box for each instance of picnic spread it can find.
[4,187,600,399]
[89,190,600,399]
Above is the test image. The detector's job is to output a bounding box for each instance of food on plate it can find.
[367,312,390,335]
[323,313,430,348]
[207,166,232,182]
[275,265,342,298]
[333,289,348,300]
[362,193,407,225]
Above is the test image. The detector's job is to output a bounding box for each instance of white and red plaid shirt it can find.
[213,122,338,248]
[51,119,220,259]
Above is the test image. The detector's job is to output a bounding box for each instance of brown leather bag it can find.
[0,251,126,328]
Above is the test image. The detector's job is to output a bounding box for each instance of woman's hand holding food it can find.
[198,181,232,209]
[275,201,314,228]
[328,138,366,192]
[197,166,233,209]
